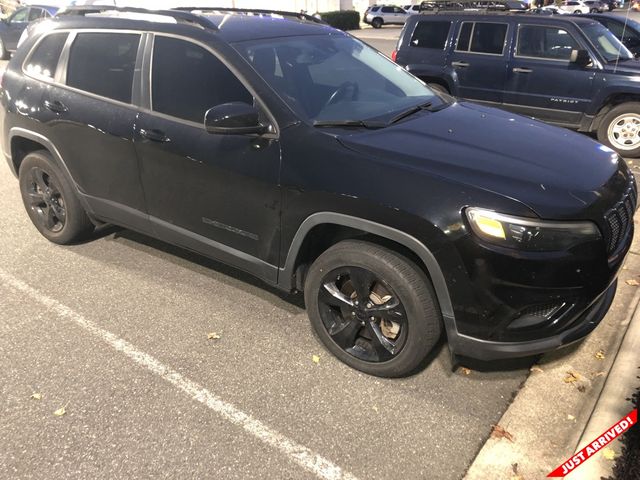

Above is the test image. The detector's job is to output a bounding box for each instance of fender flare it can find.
[278,212,455,320]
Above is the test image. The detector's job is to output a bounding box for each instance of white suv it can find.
[364,5,409,28]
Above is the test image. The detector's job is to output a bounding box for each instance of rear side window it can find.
[456,22,508,55]
[67,33,140,103]
[381,6,394,12]
[24,32,68,79]
[516,25,579,60]
[151,36,253,123]
[410,21,452,49]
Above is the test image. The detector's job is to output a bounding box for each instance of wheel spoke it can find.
[50,201,66,222]
[44,205,57,230]
[25,190,45,206]
[348,267,375,303]
[320,282,354,308]
[32,168,48,192]
[366,303,405,322]
[365,321,397,359]
[329,319,362,350]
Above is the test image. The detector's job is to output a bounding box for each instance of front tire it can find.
[19,151,94,244]
[597,102,640,158]
[304,240,442,377]
[371,17,383,29]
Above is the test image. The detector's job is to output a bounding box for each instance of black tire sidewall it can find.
[18,151,92,244]
[597,102,640,158]
[372,18,383,28]
[305,241,442,377]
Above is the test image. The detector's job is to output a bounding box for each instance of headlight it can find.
[465,208,601,251]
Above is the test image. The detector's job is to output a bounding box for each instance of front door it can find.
[134,35,281,280]
[447,20,510,104]
[504,23,595,127]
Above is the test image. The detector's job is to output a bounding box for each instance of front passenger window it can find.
[151,36,253,123]
[516,25,579,60]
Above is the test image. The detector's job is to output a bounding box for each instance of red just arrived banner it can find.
[547,409,637,477]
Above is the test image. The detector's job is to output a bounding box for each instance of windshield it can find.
[235,35,443,124]
[582,23,634,62]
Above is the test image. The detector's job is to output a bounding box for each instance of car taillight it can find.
[391,50,397,62]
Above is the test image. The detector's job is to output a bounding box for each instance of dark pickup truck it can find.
[394,12,640,157]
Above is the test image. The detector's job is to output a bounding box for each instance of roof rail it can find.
[57,5,218,30]
[172,7,326,25]
[419,0,527,13]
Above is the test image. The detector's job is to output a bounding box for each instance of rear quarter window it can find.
[24,32,68,80]
[410,21,452,49]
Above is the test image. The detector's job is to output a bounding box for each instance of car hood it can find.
[337,101,626,219]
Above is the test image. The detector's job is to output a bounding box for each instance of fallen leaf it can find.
[530,366,544,373]
[510,462,522,480]
[491,424,514,442]
[460,367,471,375]
[30,393,42,401]
[53,406,66,417]
[577,385,587,393]
[595,350,605,360]
[567,414,576,421]
[207,332,221,340]
[603,447,617,460]
[312,355,320,364]
[626,279,640,286]
[564,371,582,383]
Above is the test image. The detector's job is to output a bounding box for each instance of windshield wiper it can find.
[388,102,434,125]
[312,119,385,129]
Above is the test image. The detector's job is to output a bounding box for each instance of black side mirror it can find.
[204,102,267,135]
[570,49,592,67]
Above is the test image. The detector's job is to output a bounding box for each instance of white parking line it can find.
[0,269,359,480]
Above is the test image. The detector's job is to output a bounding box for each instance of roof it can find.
[49,8,338,43]
[406,11,601,26]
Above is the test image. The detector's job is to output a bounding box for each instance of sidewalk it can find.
[465,216,640,479]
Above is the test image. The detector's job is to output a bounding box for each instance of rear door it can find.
[503,23,595,127]
[39,31,146,221]
[447,20,510,103]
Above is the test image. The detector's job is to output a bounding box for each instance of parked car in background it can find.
[394,13,640,156]
[3,6,635,377]
[601,0,620,10]
[0,4,57,59]
[583,0,606,11]
[404,4,422,13]
[558,0,591,13]
[364,5,409,28]
[582,13,640,55]
[539,5,566,13]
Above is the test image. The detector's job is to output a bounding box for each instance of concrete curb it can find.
[566,290,640,479]
[464,219,640,479]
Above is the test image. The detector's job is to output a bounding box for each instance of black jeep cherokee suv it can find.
[394,12,640,157]
[0,6,636,377]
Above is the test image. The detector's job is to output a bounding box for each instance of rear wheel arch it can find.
[279,212,454,320]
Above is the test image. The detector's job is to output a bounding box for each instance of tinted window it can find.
[28,8,41,21]
[67,33,140,103]
[457,22,473,51]
[470,23,507,54]
[411,21,452,49]
[381,7,394,12]
[25,33,68,79]
[371,6,380,11]
[152,36,253,123]
[516,25,578,60]
[10,8,29,22]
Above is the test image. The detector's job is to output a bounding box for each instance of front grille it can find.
[605,179,637,254]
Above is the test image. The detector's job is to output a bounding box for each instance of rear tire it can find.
[574,9,582,13]
[597,102,640,158]
[304,240,442,377]
[0,38,8,60]
[18,151,94,244]
[372,17,383,29]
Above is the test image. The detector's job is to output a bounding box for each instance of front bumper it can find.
[446,279,617,361]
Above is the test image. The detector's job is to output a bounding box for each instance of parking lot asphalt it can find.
[0,58,530,479]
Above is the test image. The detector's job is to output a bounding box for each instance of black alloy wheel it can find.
[24,166,67,233]
[317,266,408,363]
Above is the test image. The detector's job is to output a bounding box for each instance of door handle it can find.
[451,61,470,68]
[43,100,68,113]
[139,128,170,143]
[513,67,533,74]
